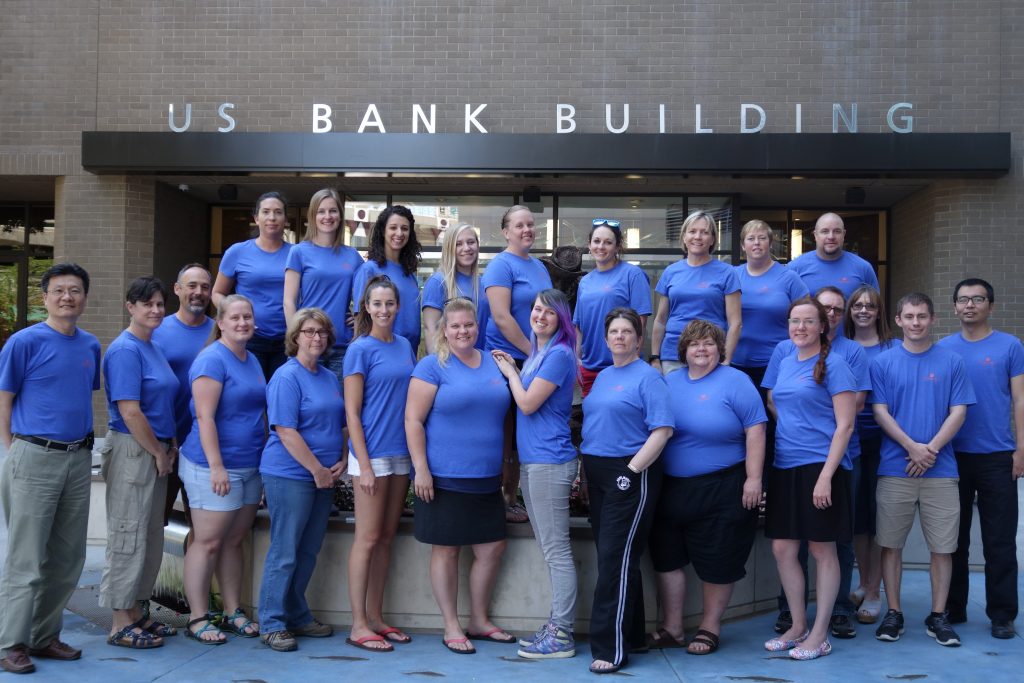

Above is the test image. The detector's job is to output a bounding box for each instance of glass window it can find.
[342,197,387,251]
[0,207,26,256]
[392,196,550,251]
[0,262,20,345]
[558,196,685,252]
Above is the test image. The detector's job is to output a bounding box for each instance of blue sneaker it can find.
[517,624,575,659]
[518,622,550,647]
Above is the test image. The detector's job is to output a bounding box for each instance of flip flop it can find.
[646,627,685,649]
[346,634,394,652]
[442,636,476,654]
[467,627,516,643]
[377,626,412,644]
[505,502,529,523]
[686,629,720,655]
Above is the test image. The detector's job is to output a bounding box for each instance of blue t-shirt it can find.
[870,345,976,478]
[343,334,415,458]
[655,259,740,361]
[261,357,345,480]
[179,342,267,469]
[581,359,673,457]
[787,250,879,302]
[481,251,553,360]
[661,365,767,477]
[572,261,652,370]
[411,353,510,478]
[352,260,421,352]
[762,346,857,470]
[766,336,871,459]
[732,262,809,367]
[218,239,293,340]
[421,271,490,351]
[0,323,100,441]
[286,241,363,349]
[854,341,895,439]
[103,330,179,441]
[937,331,1024,454]
[152,315,216,442]
[517,344,578,465]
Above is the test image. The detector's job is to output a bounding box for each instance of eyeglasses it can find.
[46,287,85,298]
[788,318,819,327]
[300,328,329,339]
[592,218,621,229]
[822,305,845,315]
[955,295,988,305]
[851,302,878,312]
[442,295,474,307]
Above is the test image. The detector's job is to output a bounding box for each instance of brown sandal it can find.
[645,627,684,649]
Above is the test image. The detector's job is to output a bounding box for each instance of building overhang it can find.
[82,132,1011,178]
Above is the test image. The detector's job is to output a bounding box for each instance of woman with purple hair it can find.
[492,289,580,660]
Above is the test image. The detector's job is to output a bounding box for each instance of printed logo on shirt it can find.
[491,377,505,386]
[601,284,612,292]
[923,372,939,383]
[698,393,710,402]
[839,276,850,283]
[616,475,631,491]
[981,356,995,367]
[697,281,711,289]
[613,384,625,392]
[758,285,771,294]
[341,261,355,271]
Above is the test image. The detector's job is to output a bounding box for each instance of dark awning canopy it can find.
[82,132,1011,178]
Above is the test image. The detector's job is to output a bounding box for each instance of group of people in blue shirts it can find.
[0,198,1019,678]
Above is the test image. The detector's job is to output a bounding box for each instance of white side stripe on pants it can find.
[613,468,648,665]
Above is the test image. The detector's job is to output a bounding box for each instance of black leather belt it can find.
[13,432,95,453]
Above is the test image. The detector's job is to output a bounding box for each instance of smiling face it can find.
[816,290,846,335]
[255,197,286,240]
[366,284,398,333]
[683,216,713,257]
[314,196,341,237]
[849,291,879,331]
[217,299,255,345]
[589,226,619,267]
[530,297,560,343]
[502,208,536,252]
[788,302,824,351]
[454,228,479,271]
[896,302,934,343]
[685,335,720,372]
[43,274,87,323]
[384,214,411,258]
[741,227,772,262]
[443,308,478,354]
[126,292,166,331]
[174,267,211,315]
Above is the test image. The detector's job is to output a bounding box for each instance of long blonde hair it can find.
[435,297,478,368]
[440,223,481,305]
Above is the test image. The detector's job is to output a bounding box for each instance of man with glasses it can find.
[788,213,879,301]
[0,263,101,674]
[869,292,975,648]
[936,278,1023,639]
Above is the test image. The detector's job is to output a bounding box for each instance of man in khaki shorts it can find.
[869,292,975,648]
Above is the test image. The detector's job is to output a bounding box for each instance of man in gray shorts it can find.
[868,292,975,647]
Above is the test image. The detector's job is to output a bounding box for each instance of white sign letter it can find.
[168,103,192,133]
[795,103,802,133]
[887,102,913,133]
[832,103,858,133]
[740,104,766,134]
[358,104,386,133]
[465,104,487,133]
[695,104,713,133]
[312,104,333,133]
[412,104,436,134]
[217,103,236,133]
[605,104,629,134]
[659,104,666,133]
[556,104,576,133]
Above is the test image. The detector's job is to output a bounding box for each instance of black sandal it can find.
[108,619,163,649]
[144,620,177,637]
[686,629,720,655]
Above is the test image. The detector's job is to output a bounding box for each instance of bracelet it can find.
[648,355,661,362]
[627,464,640,473]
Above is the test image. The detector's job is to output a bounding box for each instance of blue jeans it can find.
[318,348,346,388]
[258,474,333,634]
[247,335,287,383]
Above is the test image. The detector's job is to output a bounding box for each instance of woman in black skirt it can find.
[760,297,857,660]
[405,298,515,654]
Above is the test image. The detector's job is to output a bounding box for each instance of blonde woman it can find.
[422,223,489,354]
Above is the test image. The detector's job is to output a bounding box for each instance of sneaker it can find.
[830,613,857,639]
[518,622,550,647]
[517,624,575,659]
[925,612,961,647]
[261,630,298,652]
[0,646,35,674]
[293,620,333,638]
[875,609,905,642]
[774,610,793,634]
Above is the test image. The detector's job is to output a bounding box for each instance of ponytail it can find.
[813,331,831,385]
[354,275,400,339]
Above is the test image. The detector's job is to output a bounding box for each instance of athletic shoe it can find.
[518,622,550,647]
[875,609,905,642]
[773,610,793,634]
[830,613,857,639]
[517,624,575,659]
[925,612,961,647]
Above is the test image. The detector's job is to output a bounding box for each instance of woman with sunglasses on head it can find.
[343,276,417,653]
[492,289,580,659]
[482,205,553,523]
[258,308,346,653]
[843,285,894,624]
[352,205,423,353]
[651,210,741,374]
[422,223,490,354]
[406,298,514,655]
[179,294,266,645]
[761,297,857,660]
[283,188,364,383]
[581,307,673,674]
[213,191,293,381]
[573,218,652,397]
